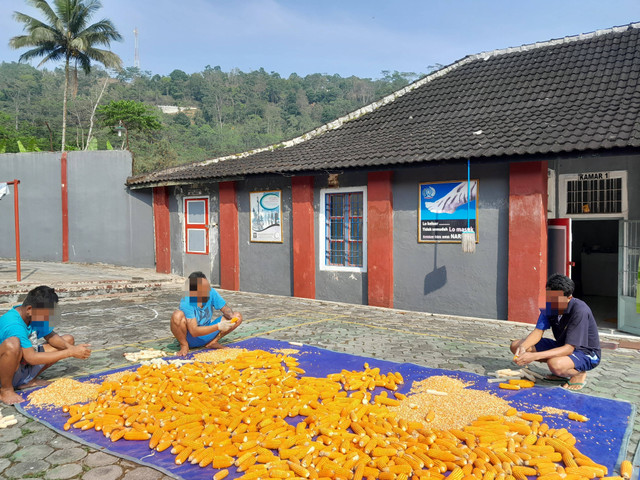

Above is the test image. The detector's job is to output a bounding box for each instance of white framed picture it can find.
[250,190,282,243]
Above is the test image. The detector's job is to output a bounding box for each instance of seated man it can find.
[170,272,243,356]
[511,273,600,390]
[0,286,92,405]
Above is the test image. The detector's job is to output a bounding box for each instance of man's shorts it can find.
[186,316,222,348]
[13,345,45,388]
[534,338,600,372]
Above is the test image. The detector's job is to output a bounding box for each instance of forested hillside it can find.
[0,62,421,173]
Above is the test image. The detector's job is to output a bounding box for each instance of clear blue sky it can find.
[1,0,639,79]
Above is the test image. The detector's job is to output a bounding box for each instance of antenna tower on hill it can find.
[133,27,140,68]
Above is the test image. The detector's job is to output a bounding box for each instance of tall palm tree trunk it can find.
[61,57,70,151]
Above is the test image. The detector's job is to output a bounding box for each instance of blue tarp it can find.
[18,337,635,480]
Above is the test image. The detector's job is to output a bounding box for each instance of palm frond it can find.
[35,47,67,66]
[75,52,92,74]
[83,47,122,70]
[24,0,59,25]
[16,43,59,62]
[79,19,123,43]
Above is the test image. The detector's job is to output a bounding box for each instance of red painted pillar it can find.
[153,187,171,274]
[61,152,69,262]
[367,171,394,308]
[219,181,239,290]
[508,161,548,323]
[292,176,315,298]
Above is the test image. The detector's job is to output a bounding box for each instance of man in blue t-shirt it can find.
[170,272,243,356]
[510,274,600,391]
[0,286,91,405]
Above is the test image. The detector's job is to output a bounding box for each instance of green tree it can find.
[97,99,161,149]
[9,0,122,151]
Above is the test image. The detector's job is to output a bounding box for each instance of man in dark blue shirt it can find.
[510,274,601,390]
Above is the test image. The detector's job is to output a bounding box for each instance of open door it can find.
[618,220,640,335]
[548,218,572,277]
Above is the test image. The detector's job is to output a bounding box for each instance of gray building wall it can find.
[66,151,154,267]
[0,151,153,267]
[237,176,292,296]
[393,162,510,320]
[0,152,63,261]
[314,171,370,305]
[169,184,221,285]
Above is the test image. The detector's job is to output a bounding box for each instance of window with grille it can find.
[560,171,627,218]
[319,187,367,272]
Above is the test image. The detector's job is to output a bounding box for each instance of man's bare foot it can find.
[562,371,587,391]
[204,340,226,350]
[0,389,24,405]
[16,378,50,390]
[176,345,190,357]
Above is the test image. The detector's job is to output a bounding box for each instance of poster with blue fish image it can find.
[419,180,478,242]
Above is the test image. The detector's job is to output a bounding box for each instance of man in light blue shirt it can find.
[170,272,243,356]
[0,286,91,405]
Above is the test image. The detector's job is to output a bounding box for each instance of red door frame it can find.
[548,218,572,277]
[184,197,209,255]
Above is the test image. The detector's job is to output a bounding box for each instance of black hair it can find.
[22,285,59,309]
[188,271,207,291]
[546,273,574,296]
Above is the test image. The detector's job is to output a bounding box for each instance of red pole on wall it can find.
[4,180,21,282]
[61,152,69,262]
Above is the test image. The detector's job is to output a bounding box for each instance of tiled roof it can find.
[129,23,640,187]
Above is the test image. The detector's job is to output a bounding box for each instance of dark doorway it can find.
[571,220,619,329]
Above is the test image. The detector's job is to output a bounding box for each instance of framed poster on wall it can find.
[250,190,283,243]
[418,180,478,243]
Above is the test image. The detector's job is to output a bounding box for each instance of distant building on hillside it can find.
[156,106,198,115]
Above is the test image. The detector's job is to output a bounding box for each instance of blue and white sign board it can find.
[418,180,479,243]
[250,190,282,243]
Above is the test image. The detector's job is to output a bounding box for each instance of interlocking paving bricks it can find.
[121,466,165,480]
[81,464,123,480]
[84,451,120,468]
[44,463,84,480]
[10,443,54,462]
[4,459,50,478]
[46,446,87,465]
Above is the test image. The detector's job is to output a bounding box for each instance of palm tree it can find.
[9,0,122,151]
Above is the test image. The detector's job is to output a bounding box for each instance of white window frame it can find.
[558,170,628,219]
[319,186,367,273]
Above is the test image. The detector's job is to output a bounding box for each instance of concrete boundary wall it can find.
[0,151,154,268]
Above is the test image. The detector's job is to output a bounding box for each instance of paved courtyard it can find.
[0,285,639,480]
